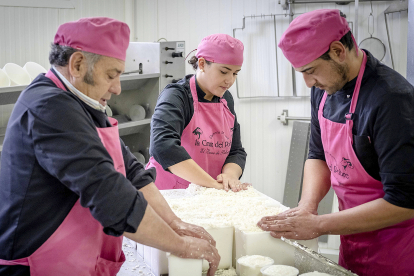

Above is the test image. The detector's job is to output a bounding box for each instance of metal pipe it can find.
[384,13,395,69]
[233,14,301,99]
[354,0,359,43]
[288,1,297,97]
[279,116,311,121]
[274,16,281,97]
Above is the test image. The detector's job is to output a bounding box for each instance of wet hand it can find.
[169,219,216,246]
[175,236,220,276]
[257,207,322,240]
[217,173,251,192]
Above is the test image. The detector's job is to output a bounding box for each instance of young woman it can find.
[146,34,249,192]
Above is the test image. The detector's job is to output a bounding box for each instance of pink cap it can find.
[279,9,357,68]
[54,17,130,61]
[196,34,244,66]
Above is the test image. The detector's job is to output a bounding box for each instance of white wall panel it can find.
[0,0,128,70]
[0,0,130,128]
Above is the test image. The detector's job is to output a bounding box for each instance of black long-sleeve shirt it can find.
[308,50,414,209]
[150,75,247,173]
[0,71,155,275]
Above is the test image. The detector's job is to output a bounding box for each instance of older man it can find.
[0,17,219,276]
[258,9,414,276]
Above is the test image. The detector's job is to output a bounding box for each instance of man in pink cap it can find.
[146,33,250,192]
[0,17,220,276]
[258,9,414,275]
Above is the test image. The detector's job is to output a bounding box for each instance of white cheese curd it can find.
[300,272,334,276]
[261,264,299,276]
[162,184,288,232]
[237,255,274,267]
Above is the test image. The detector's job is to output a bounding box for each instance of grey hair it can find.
[49,43,101,85]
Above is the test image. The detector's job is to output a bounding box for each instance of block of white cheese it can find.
[236,255,274,276]
[145,225,233,275]
[261,264,299,276]
[202,226,233,270]
[167,253,202,276]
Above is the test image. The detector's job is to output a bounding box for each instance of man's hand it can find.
[169,218,216,246]
[217,173,251,192]
[174,236,220,276]
[257,207,322,240]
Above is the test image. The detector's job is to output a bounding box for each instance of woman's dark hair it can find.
[188,56,212,70]
[319,31,355,61]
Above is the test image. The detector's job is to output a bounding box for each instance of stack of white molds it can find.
[136,185,318,276]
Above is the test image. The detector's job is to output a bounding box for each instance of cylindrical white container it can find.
[23,62,47,81]
[132,152,146,164]
[3,63,31,86]
[261,264,299,276]
[0,69,11,87]
[167,253,202,276]
[129,104,146,121]
[237,255,274,276]
[105,105,113,117]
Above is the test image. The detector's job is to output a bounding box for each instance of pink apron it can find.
[146,76,235,189]
[0,70,126,276]
[319,52,414,276]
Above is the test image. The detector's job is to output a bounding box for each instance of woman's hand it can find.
[216,173,251,192]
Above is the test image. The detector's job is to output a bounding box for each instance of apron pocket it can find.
[95,251,125,276]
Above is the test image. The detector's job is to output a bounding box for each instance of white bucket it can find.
[23,62,47,81]
[3,63,31,86]
[237,255,274,276]
[0,69,11,87]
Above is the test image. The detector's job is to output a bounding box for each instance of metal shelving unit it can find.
[0,73,161,158]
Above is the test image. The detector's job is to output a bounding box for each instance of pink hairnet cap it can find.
[279,9,357,68]
[196,34,244,66]
[54,17,130,61]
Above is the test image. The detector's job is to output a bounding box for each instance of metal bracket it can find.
[277,109,311,125]
[277,109,289,125]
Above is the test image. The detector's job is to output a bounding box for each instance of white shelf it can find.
[0,73,161,105]
[120,72,160,81]
[117,118,151,136]
[0,119,152,152]
[0,85,27,94]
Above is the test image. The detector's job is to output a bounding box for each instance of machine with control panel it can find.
[159,41,186,90]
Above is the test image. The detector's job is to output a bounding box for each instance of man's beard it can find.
[317,60,349,95]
